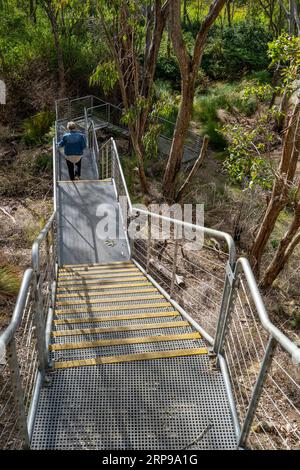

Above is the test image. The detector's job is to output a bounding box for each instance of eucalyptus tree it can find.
[92,0,170,193]
[162,0,226,200]
[38,0,91,97]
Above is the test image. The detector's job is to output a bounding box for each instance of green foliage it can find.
[90,61,119,94]
[271,239,279,249]
[202,21,272,80]
[221,109,279,189]
[0,266,21,298]
[268,34,300,90]
[24,216,47,245]
[33,153,53,174]
[193,82,258,149]
[141,82,177,160]
[156,56,180,84]
[23,111,54,145]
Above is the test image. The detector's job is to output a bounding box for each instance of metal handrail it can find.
[32,212,56,274]
[107,134,300,448]
[0,209,57,449]
[235,258,300,364]
[0,269,33,348]
[109,136,300,364]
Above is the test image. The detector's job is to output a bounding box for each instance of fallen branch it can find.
[176,135,209,202]
[0,207,16,223]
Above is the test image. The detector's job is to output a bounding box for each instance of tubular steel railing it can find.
[2,104,299,451]
[99,137,300,450]
[0,214,57,449]
[56,95,201,160]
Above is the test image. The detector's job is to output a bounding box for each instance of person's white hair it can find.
[67,121,77,131]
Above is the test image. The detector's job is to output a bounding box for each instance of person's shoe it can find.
[74,175,80,181]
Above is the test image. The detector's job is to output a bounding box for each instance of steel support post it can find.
[213,262,236,355]
[33,272,48,375]
[170,226,179,297]
[6,339,30,449]
[146,214,151,273]
[238,336,277,448]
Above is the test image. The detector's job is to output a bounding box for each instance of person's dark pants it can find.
[66,158,82,181]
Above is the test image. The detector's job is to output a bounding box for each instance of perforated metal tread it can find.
[30,261,237,449]
[31,358,237,450]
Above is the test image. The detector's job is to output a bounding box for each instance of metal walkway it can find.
[1,97,299,451]
[31,261,236,450]
[57,181,129,265]
[30,119,236,449]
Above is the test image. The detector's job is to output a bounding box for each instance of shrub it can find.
[23,111,54,145]
[193,83,257,148]
[0,266,21,298]
[202,21,272,80]
[33,153,53,174]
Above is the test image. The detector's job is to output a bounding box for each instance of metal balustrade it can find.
[0,214,57,449]
[56,95,201,160]
[0,101,299,450]
[99,136,300,450]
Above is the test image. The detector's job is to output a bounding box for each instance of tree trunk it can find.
[162,0,226,201]
[46,3,66,98]
[250,103,300,273]
[130,131,149,194]
[261,203,300,288]
[250,192,286,274]
[163,78,196,200]
[226,1,231,27]
[176,134,209,202]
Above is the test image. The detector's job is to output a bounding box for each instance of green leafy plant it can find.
[221,109,278,189]
[90,60,119,94]
[0,266,21,298]
[23,111,54,145]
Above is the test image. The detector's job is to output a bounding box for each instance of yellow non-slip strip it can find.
[53,348,208,369]
[55,302,171,315]
[58,276,146,286]
[53,310,180,325]
[52,320,190,337]
[56,287,157,299]
[58,268,139,277]
[56,294,163,307]
[57,282,152,293]
[62,261,133,268]
[50,332,201,351]
[58,270,140,281]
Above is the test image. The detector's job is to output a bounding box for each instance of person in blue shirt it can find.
[58,121,87,180]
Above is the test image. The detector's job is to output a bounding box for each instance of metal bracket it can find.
[226,262,236,287]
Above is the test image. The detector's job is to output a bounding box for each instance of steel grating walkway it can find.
[31,121,238,449]
[31,261,237,450]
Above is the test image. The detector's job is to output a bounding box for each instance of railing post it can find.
[6,339,30,449]
[106,143,109,179]
[238,336,277,448]
[128,214,135,258]
[213,261,237,356]
[84,108,89,140]
[146,214,151,273]
[170,225,179,297]
[101,144,105,180]
[32,271,48,374]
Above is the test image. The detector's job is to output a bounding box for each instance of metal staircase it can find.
[0,96,299,451]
